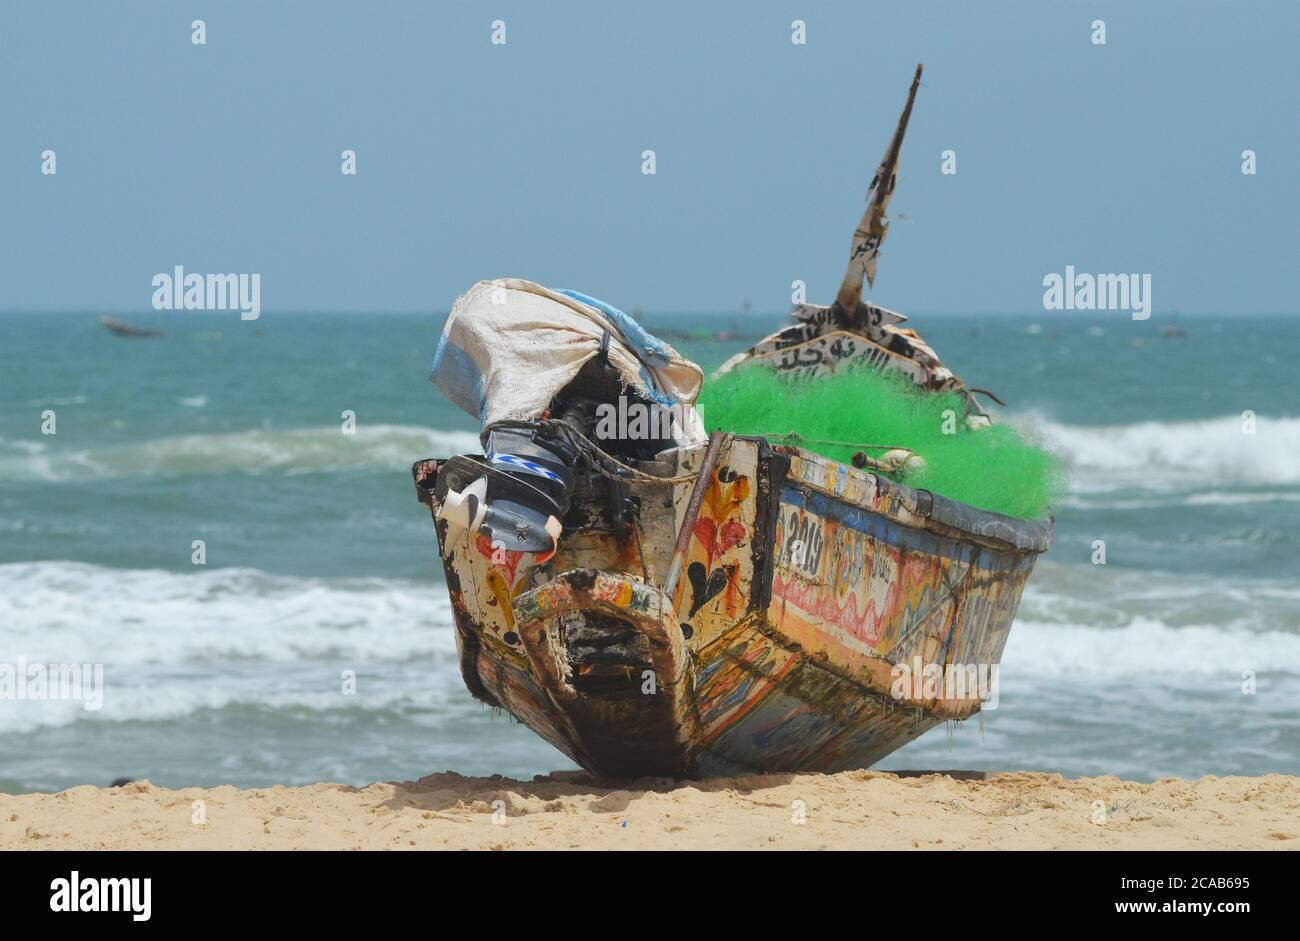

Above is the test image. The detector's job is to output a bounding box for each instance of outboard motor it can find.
[437,424,577,563]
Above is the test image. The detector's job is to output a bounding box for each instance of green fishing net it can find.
[696,366,1064,520]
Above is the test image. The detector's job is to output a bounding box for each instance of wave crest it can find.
[1037,414,1300,488]
[0,425,481,481]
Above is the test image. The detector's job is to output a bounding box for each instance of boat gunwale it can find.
[413,428,1054,561]
[659,436,1053,555]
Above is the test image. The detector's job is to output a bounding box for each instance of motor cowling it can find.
[436,424,577,562]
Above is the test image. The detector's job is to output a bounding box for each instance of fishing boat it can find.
[99,316,165,338]
[413,65,1052,777]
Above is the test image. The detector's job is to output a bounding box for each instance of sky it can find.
[1,0,1297,315]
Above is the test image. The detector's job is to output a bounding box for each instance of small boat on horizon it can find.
[99,316,165,338]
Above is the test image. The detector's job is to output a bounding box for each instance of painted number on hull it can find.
[778,507,825,580]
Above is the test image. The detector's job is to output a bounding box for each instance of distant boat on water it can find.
[653,319,762,343]
[1160,311,1188,339]
[99,316,165,338]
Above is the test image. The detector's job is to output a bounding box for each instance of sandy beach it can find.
[3,770,1296,851]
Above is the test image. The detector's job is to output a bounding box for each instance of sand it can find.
[2,770,1296,850]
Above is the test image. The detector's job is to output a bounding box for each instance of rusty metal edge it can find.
[750,440,791,614]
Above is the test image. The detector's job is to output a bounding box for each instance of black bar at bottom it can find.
[0,850,1286,926]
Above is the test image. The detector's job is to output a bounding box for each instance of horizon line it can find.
[3,308,1297,319]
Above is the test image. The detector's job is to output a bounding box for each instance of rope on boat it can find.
[759,432,912,453]
[967,387,1006,407]
[543,419,723,486]
[478,418,702,485]
[487,417,917,485]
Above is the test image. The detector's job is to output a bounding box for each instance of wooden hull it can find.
[415,437,1050,777]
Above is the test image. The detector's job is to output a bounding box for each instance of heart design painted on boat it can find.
[687,561,732,618]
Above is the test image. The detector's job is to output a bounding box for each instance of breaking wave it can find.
[0,561,456,664]
[0,425,481,481]
[1003,561,1300,681]
[3,560,1297,735]
[0,561,464,734]
[1002,613,1300,681]
[3,414,1295,490]
[5,415,1294,492]
[1035,414,1300,490]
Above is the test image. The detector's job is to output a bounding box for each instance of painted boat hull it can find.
[415,436,1050,777]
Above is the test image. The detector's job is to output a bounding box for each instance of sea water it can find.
[1,311,1296,791]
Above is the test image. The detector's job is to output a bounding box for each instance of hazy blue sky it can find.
[2,0,1296,315]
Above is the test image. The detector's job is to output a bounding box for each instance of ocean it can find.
[2,310,1297,792]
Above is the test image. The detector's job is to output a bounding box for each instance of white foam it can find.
[0,425,481,481]
[1032,414,1300,489]
[24,395,88,407]
[1001,563,1300,678]
[0,561,459,665]
[1002,615,1300,679]
[2,560,1296,734]
[1062,490,1300,510]
[0,562,467,732]
[0,671,455,735]
[1022,562,1300,626]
